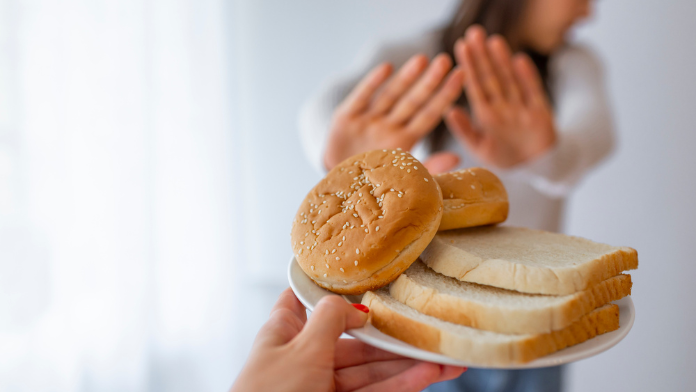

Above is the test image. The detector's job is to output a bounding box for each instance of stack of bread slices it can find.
[291,150,637,366]
[361,170,637,366]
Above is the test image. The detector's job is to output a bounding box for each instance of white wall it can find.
[566,1,696,391]
[235,0,696,390]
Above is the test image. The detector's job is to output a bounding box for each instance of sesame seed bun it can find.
[434,168,508,231]
[291,149,443,294]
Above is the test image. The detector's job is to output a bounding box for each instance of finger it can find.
[354,362,444,392]
[444,106,481,148]
[296,295,369,349]
[423,152,460,174]
[512,53,547,108]
[255,307,306,348]
[465,25,504,101]
[270,288,307,323]
[437,365,468,383]
[334,339,405,369]
[387,53,453,124]
[460,42,488,105]
[339,63,393,116]
[370,54,429,115]
[335,359,419,392]
[487,35,522,103]
[406,68,464,138]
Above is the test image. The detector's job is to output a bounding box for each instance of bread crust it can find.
[362,291,620,366]
[291,149,443,294]
[390,263,631,334]
[421,226,639,295]
[434,168,508,231]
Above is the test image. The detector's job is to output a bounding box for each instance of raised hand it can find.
[324,54,464,173]
[231,288,466,392]
[445,26,556,169]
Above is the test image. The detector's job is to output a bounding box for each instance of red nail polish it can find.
[352,303,369,313]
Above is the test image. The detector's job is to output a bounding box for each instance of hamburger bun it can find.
[434,168,508,231]
[291,149,443,294]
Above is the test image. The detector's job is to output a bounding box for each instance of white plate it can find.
[288,256,635,369]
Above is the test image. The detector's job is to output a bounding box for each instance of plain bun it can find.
[291,149,443,294]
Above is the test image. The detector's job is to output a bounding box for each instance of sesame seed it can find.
[311,265,314,271]
[340,268,344,272]
[398,194,402,198]
[407,169,411,173]
[359,193,362,197]
[353,213,358,218]
[353,177,358,180]
[343,279,347,283]
[354,261,358,266]
[323,273,327,277]
[414,166,418,170]
[325,250,329,255]
[424,178,429,182]
[326,264,329,268]
[305,233,309,237]
[383,149,387,152]
[378,215,383,219]
[390,188,394,191]
[332,249,336,253]
[356,249,360,254]
[392,151,396,154]
[365,228,368,233]
[300,241,303,245]
[376,226,380,231]
[471,185,475,189]
[396,148,402,151]
[299,249,303,254]
[312,220,316,224]
[336,257,340,260]
[470,171,476,176]
[400,153,405,155]
[342,236,346,241]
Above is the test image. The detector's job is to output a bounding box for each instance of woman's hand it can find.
[324,54,464,173]
[231,288,466,392]
[445,26,556,169]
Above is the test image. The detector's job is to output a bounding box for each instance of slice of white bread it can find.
[362,289,620,366]
[421,226,638,295]
[391,261,631,334]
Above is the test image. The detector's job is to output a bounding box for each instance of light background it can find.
[0,0,694,391]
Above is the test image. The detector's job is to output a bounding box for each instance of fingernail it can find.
[352,303,369,313]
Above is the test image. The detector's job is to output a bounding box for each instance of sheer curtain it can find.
[0,0,246,390]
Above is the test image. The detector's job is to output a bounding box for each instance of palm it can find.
[324,53,464,172]
[445,26,556,169]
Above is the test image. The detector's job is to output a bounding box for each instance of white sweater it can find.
[298,30,614,232]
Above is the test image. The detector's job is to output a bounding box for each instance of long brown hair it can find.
[430,0,551,151]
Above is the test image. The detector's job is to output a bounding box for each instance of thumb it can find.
[444,106,481,148]
[423,152,460,174]
[296,295,369,349]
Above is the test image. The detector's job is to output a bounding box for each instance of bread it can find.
[291,149,443,294]
[434,168,509,231]
[362,289,620,366]
[390,261,631,334]
[421,226,638,295]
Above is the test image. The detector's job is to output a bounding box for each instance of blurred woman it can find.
[299,0,611,391]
